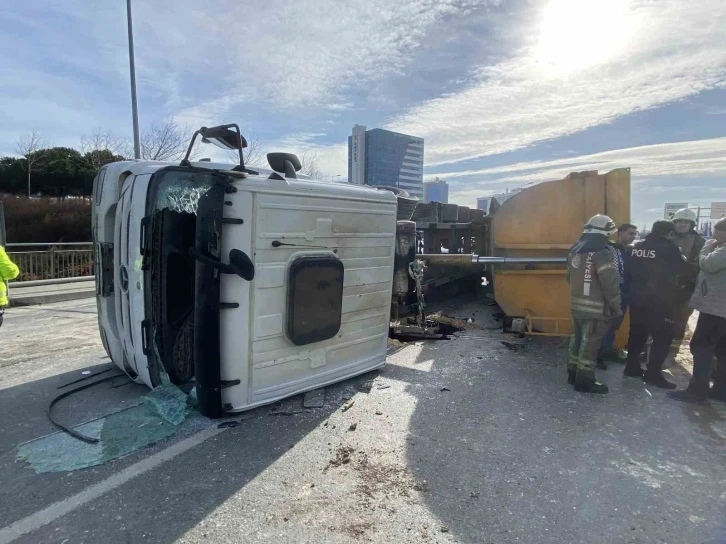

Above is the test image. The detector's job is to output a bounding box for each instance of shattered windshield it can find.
[154,169,217,214]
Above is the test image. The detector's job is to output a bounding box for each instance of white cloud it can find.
[440,137,726,225]
[285,0,726,185]
[164,0,498,121]
[258,137,349,179]
[432,137,726,185]
[1,0,724,194]
[387,0,726,166]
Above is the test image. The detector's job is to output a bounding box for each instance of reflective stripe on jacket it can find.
[0,246,20,307]
[567,248,621,320]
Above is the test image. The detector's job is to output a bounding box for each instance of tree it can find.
[226,135,264,168]
[16,129,47,196]
[80,128,129,170]
[140,118,196,161]
[32,147,91,196]
[243,136,265,168]
[83,149,126,173]
[0,157,26,194]
[299,149,323,180]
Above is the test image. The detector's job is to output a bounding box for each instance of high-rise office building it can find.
[423,178,449,203]
[348,125,424,199]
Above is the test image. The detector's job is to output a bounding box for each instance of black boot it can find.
[668,383,709,404]
[574,374,609,394]
[643,371,676,390]
[623,363,644,378]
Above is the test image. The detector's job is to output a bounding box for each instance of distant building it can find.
[347,125,424,199]
[476,188,521,215]
[423,178,449,204]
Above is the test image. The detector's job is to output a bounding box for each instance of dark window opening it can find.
[287,255,344,346]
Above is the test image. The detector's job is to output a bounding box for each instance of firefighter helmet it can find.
[583,214,617,236]
[672,208,697,225]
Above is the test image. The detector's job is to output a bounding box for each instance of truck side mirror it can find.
[267,153,302,179]
[201,126,247,151]
[190,248,254,281]
[180,123,248,170]
[229,249,255,281]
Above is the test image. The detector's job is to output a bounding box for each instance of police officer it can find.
[0,244,20,328]
[566,215,622,394]
[623,220,692,388]
[665,208,705,366]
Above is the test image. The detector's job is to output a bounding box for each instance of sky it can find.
[0,0,724,227]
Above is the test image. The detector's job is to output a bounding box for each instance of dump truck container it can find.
[490,168,631,345]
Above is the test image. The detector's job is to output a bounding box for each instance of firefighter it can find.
[665,208,705,367]
[566,214,622,394]
[623,220,692,388]
[0,244,20,328]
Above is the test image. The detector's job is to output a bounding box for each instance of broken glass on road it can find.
[16,382,202,474]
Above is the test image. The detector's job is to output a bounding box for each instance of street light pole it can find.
[126,0,141,159]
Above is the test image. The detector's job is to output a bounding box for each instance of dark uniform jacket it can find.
[627,234,692,312]
[567,234,622,321]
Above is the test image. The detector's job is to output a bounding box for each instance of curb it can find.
[8,279,96,307]
[10,290,96,307]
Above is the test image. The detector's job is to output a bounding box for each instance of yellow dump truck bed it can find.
[491,168,631,346]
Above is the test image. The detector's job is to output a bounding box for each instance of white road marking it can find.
[0,425,225,544]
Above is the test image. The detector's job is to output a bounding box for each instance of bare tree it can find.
[226,135,265,167]
[140,118,196,161]
[80,128,130,169]
[243,136,265,168]
[299,149,323,180]
[16,129,47,196]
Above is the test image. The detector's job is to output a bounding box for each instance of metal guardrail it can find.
[6,243,94,282]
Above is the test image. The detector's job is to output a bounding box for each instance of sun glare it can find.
[535,0,640,73]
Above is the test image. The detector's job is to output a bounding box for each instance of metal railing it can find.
[6,242,94,282]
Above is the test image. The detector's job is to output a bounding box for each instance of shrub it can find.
[1,195,92,243]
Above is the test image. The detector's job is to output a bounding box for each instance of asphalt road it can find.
[1,298,725,544]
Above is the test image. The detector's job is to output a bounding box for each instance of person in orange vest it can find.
[0,244,20,328]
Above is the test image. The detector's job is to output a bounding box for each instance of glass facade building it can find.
[348,125,424,199]
[423,178,449,203]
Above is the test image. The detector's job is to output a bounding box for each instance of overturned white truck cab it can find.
[92,125,397,417]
